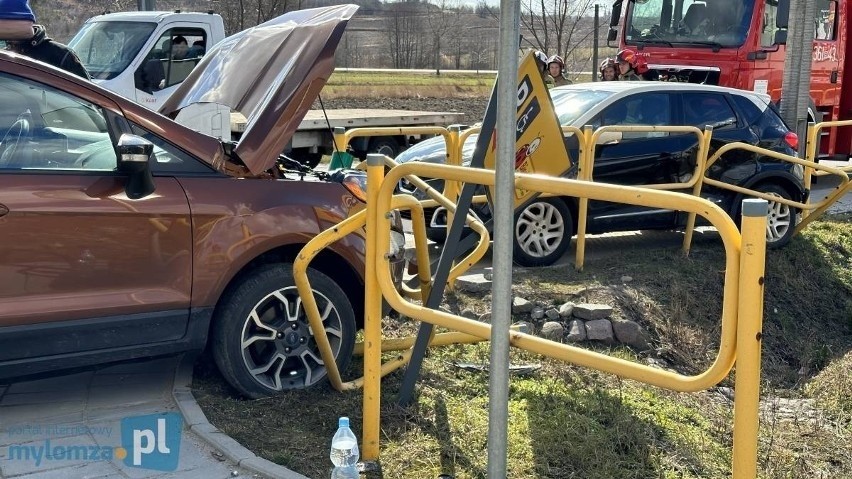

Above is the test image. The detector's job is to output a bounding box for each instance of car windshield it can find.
[551,89,616,126]
[625,0,755,48]
[69,21,156,80]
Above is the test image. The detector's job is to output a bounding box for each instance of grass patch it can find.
[193,217,852,478]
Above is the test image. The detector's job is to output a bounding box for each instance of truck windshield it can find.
[69,21,156,80]
[625,0,755,48]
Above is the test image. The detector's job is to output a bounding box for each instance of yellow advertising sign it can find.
[484,51,575,209]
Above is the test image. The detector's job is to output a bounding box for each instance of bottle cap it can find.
[338,416,349,428]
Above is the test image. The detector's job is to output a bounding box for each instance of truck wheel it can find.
[512,198,573,267]
[369,137,401,158]
[211,263,355,398]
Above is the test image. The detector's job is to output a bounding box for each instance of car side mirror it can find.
[596,131,623,145]
[117,134,155,199]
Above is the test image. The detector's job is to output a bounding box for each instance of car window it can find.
[134,28,207,93]
[596,93,671,139]
[0,73,116,172]
[551,89,616,126]
[730,94,763,125]
[683,92,738,129]
[130,123,214,174]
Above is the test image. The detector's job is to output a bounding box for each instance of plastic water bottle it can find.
[330,417,359,468]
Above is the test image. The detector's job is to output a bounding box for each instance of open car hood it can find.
[159,5,357,175]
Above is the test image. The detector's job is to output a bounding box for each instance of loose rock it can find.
[611,320,652,351]
[585,319,615,344]
[460,308,478,320]
[512,296,534,314]
[482,267,493,281]
[530,306,545,320]
[545,308,560,320]
[573,303,614,320]
[512,321,533,334]
[478,311,491,322]
[455,274,492,293]
[621,275,633,283]
[540,321,565,340]
[566,320,586,342]
[558,302,575,318]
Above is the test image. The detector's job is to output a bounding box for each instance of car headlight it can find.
[331,170,368,203]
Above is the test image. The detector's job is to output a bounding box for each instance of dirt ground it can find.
[316,96,489,127]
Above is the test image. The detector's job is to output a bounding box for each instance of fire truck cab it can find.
[609,0,850,160]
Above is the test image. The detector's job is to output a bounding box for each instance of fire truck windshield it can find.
[625,0,755,48]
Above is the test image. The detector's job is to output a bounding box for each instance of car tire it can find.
[211,263,356,398]
[426,227,447,243]
[753,183,796,248]
[512,198,573,267]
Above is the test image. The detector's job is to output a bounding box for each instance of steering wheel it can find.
[0,115,32,168]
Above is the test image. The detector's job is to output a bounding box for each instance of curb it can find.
[172,354,311,479]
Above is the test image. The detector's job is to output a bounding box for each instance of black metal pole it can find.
[593,4,600,82]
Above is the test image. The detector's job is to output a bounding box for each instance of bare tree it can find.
[424,0,462,74]
[384,1,424,69]
[520,0,601,72]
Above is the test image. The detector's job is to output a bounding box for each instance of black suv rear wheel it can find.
[212,263,355,398]
[754,183,796,248]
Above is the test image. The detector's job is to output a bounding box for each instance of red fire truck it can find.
[608,0,849,160]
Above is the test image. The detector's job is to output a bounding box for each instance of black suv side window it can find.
[683,93,738,129]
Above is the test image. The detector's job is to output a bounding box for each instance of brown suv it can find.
[0,5,402,398]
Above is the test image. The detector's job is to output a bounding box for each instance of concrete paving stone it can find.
[0,402,86,427]
[0,434,100,477]
[4,460,123,479]
[0,421,101,448]
[6,373,93,394]
[0,387,87,407]
[84,401,173,423]
[86,383,170,410]
[90,371,173,389]
[189,424,255,465]
[241,456,309,479]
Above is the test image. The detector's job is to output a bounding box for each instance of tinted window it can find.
[0,73,116,171]
[598,93,671,138]
[682,93,737,129]
[731,95,762,125]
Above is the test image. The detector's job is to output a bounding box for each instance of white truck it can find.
[67,10,465,166]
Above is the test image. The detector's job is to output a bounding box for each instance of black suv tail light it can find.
[784,131,799,150]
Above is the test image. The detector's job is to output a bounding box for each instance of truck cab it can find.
[68,11,225,111]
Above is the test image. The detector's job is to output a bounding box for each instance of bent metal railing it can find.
[351,157,768,478]
[329,122,850,273]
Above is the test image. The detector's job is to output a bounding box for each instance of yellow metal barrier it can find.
[364,160,767,478]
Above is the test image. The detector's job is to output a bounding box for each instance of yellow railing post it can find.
[362,153,385,461]
[682,125,713,255]
[574,125,594,271]
[732,198,768,479]
[333,126,347,155]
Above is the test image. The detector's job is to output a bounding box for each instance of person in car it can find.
[170,35,189,60]
[599,58,618,81]
[547,55,572,86]
[1,0,89,79]
[616,48,646,81]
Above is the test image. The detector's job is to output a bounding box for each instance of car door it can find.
[680,91,757,184]
[134,25,210,109]
[0,72,192,364]
[585,91,689,233]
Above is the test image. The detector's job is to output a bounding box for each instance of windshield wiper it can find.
[687,40,724,52]
[636,39,674,48]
